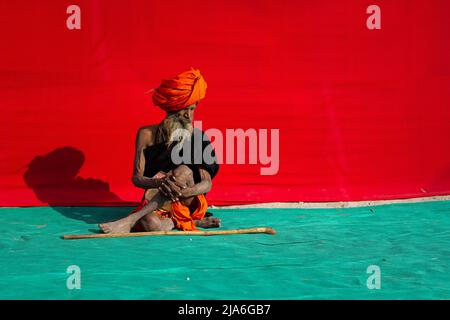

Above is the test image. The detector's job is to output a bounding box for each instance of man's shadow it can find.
[23,146,136,224]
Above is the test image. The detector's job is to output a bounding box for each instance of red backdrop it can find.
[1,0,450,206]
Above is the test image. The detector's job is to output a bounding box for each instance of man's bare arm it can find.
[131,127,162,189]
[180,167,212,198]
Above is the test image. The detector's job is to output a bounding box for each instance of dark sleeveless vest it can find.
[143,128,219,183]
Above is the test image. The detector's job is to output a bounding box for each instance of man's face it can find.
[169,103,196,126]
[159,103,197,146]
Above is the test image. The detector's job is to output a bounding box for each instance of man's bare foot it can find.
[195,217,221,229]
[99,218,133,234]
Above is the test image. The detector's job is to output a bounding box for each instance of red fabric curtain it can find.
[1,0,450,206]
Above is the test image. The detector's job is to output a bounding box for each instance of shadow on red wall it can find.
[23,146,134,223]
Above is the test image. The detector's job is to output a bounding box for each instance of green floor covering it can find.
[1,201,449,299]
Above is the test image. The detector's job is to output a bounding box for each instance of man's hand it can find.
[158,168,212,201]
[178,185,196,198]
[158,175,186,201]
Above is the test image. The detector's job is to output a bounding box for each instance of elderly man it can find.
[99,68,220,234]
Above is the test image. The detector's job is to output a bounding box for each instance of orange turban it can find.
[152,68,207,112]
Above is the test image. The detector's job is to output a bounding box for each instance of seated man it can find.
[99,68,220,234]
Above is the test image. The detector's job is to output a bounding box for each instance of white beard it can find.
[156,115,193,149]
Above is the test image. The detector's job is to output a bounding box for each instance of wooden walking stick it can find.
[62,227,276,240]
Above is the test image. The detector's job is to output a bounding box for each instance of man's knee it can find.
[172,164,192,177]
[172,165,194,187]
[140,213,161,231]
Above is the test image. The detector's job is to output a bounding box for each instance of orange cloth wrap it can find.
[171,194,208,231]
[152,68,207,112]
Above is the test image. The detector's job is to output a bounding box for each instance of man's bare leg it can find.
[138,165,221,230]
[135,188,174,232]
[170,165,221,229]
[194,216,221,228]
[99,191,168,233]
[139,211,174,232]
[99,165,220,233]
